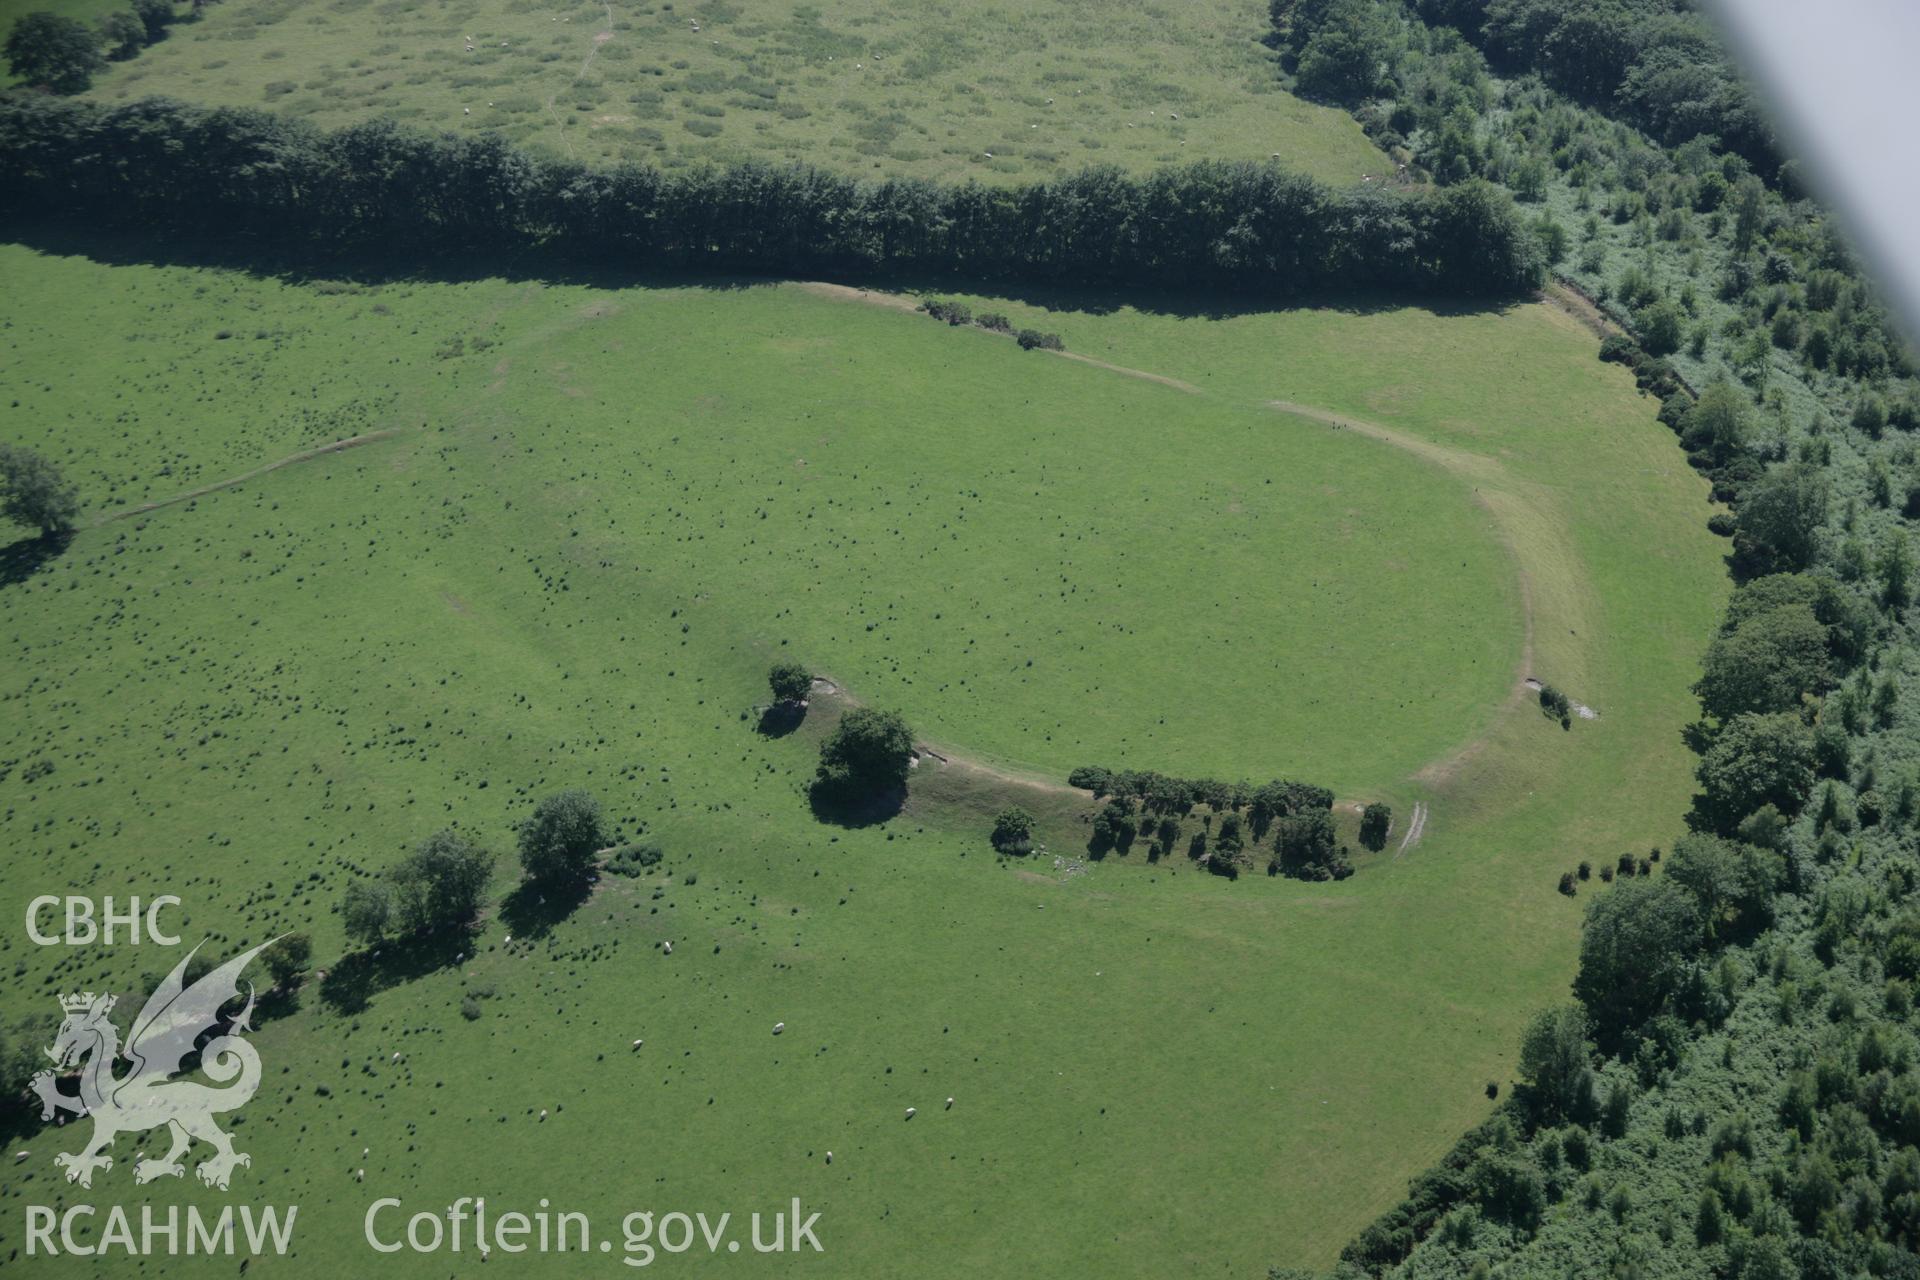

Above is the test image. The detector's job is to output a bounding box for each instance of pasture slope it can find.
[15,0,1392,184]
[0,239,1723,1276]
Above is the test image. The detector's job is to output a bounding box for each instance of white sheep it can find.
[772,1022,785,1035]
[539,1109,548,1121]
[632,1038,644,1050]
[904,1107,916,1120]
[663,940,673,955]
[825,1151,833,1164]
[355,1168,365,1181]
[945,1097,954,1109]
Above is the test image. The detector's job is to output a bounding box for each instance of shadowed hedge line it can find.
[0,95,1545,298]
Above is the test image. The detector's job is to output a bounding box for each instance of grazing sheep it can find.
[825,1151,833,1164]
[904,1107,916,1120]
[945,1097,954,1109]
[663,940,673,955]
[631,1038,644,1050]
[355,1168,365,1181]
[539,1109,548,1121]
[772,1022,785,1035]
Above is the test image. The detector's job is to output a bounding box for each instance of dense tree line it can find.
[0,95,1544,298]
[1271,0,1779,181]
[1417,0,1777,179]
[1267,0,1920,1273]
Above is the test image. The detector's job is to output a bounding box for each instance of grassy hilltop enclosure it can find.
[0,236,1723,1272]
[6,0,1916,1273]
[14,0,1389,183]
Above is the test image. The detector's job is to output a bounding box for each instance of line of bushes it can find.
[920,298,1065,351]
[1068,766,1350,880]
[0,95,1546,298]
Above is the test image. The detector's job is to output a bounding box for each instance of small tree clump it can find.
[1067,765,1113,795]
[0,443,81,538]
[768,659,812,706]
[1091,798,1137,854]
[98,10,144,59]
[1538,683,1573,727]
[814,707,915,800]
[130,0,172,42]
[518,789,606,885]
[991,806,1036,854]
[1359,802,1392,852]
[394,827,493,932]
[3,12,104,94]
[341,880,394,946]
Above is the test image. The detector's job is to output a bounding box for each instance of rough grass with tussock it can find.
[31,0,1390,183]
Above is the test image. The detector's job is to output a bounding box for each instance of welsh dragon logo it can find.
[32,939,274,1191]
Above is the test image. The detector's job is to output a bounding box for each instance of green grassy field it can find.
[19,0,1389,183]
[0,241,1723,1275]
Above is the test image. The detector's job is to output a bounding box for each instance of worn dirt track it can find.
[95,429,401,525]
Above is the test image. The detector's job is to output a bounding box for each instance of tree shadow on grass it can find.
[0,215,1528,325]
[251,983,305,1027]
[808,781,907,828]
[318,929,470,1015]
[0,532,72,590]
[497,875,594,942]
[756,702,807,739]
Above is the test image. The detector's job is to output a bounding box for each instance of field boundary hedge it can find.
[0,95,1544,298]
